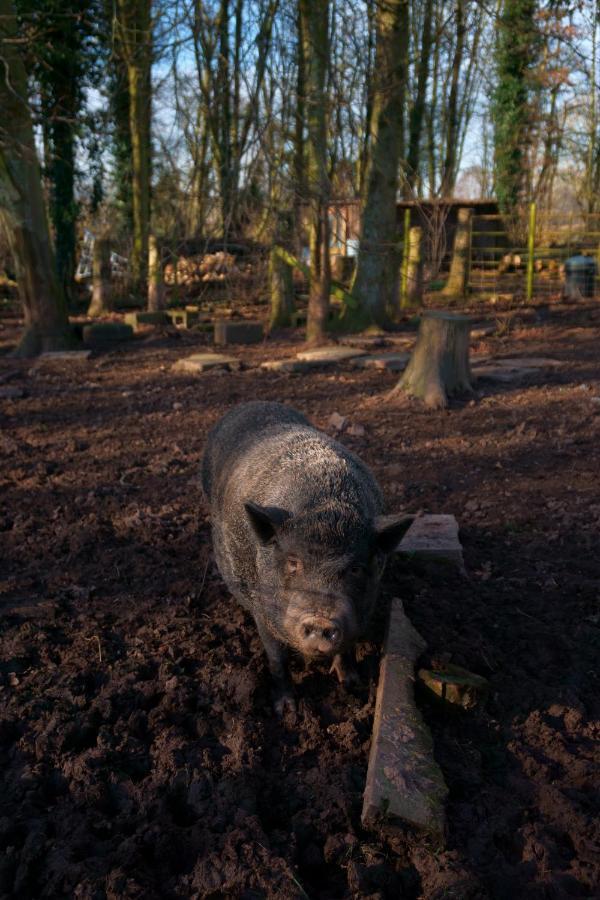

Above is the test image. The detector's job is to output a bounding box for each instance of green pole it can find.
[401,207,411,307]
[526,201,536,302]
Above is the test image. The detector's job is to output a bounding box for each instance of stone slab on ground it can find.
[0,385,25,399]
[260,358,317,373]
[124,311,170,329]
[82,323,134,347]
[362,598,447,835]
[397,514,464,571]
[36,350,93,363]
[214,320,263,345]
[340,334,390,350]
[296,346,366,363]
[350,352,411,372]
[172,353,241,373]
[471,365,532,383]
[493,357,565,368]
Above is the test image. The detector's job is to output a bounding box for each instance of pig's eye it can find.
[285,556,302,576]
[348,564,366,579]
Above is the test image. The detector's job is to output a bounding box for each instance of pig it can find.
[201,401,413,714]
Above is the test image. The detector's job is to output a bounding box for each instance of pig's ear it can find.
[373,514,415,554]
[245,501,291,544]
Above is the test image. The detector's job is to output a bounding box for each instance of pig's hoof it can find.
[330,655,360,687]
[274,690,296,719]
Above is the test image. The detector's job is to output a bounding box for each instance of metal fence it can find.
[468,203,600,302]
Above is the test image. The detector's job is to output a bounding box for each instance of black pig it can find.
[201,401,413,713]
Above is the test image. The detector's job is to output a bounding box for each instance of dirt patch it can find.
[1,306,599,898]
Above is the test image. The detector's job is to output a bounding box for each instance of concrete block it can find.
[214,320,263,345]
[165,308,199,329]
[418,665,489,710]
[124,311,169,329]
[362,598,447,834]
[82,323,133,347]
[296,346,366,363]
[350,352,410,372]
[172,352,241,373]
[398,514,464,571]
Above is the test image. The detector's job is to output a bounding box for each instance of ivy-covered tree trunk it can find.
[116,0,152,289]
[406,0,433,194]
[351,0,409,328]
[0,0,73,356]
[491,0,539,231]
[299,0,330,345]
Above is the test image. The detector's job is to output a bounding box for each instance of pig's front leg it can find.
[254,616,296,717]
[330,652,360,687]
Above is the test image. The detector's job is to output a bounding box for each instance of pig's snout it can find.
[298,616,342,656]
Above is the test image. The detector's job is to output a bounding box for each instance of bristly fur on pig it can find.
[201,400,411,710]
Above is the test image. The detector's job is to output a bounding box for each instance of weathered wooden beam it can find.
[362,598,447,836]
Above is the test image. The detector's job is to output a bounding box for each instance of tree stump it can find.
[390,311,473,409]
[147,234,165,311]
[87,236,112,317]
[443,207,472,297]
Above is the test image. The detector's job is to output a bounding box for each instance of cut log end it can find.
[392,311,473,408]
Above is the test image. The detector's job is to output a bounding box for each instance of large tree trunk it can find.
[440,0,465,197]
[0,0,73,357]
[116,0,152,289]
[390,312,473,409]
[351,0,409,327]
[299,0,331,346]
[406,0,433,194]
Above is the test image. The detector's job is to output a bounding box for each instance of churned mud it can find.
[1,305,599,898]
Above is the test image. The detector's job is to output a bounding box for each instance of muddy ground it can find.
[1,305,599,899]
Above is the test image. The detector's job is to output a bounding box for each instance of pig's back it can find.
[202,401,382,517]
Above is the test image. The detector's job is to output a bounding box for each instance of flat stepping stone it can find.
[493,357,565,368]
[397,514,464,571]
[472,365,531,383]
[296,346,366,363]
[214,320,263,345]
[36,350,92,363]
[362,598,447,834]
[261,359,317,373]
[350,352,410,371]
[340,334,390,349]
[172,353,241,373]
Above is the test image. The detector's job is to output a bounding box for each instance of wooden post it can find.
[147,234,165,311]
[400,207,411,306]
[405,226,424,306]
[443,207,472,298]
[390,311,473,409]
[269,245,295,328]
[526,201,536,302]
[87,236,112,316]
